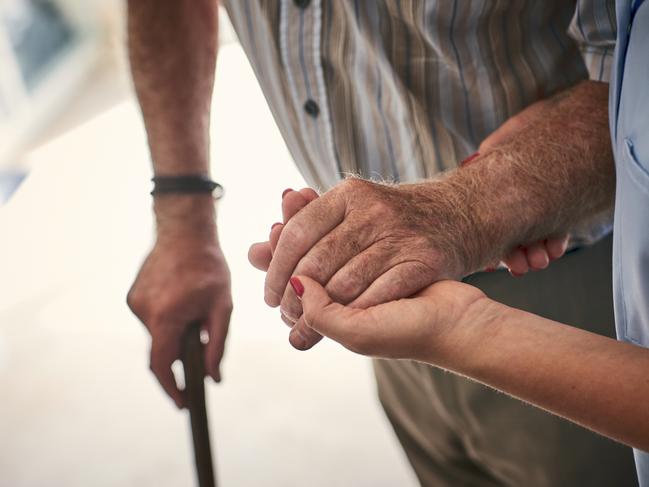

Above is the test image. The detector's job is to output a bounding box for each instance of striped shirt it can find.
[222,1,616,203]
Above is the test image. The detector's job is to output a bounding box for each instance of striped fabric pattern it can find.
[222,0,616,193]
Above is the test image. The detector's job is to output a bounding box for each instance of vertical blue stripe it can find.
[297,6,326,169]
[395,0,412,90]
[298,9,313,98]
[449,0,477,145]
[501,3,526,109]
[631,0,645,16]
[422,1,441,174]
[323,0,343,177]
[606,0,617,35]
[351,0,377,178]
[326,0,334,46]
[376,66,399,182]
[465,1,497,141]
[575,1,587,39]
[597,46,609,81]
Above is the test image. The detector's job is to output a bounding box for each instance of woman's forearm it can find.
[442,298,649,450]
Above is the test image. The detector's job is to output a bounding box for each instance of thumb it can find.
[290,276,366,347]
[288,315,323,351]
[204,296,233,382]
[248,241,273,271]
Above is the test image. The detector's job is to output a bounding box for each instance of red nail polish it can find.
[282,188,294,199]
[460,152,480,166]
[271,222,282,231]
[289,276,304,298]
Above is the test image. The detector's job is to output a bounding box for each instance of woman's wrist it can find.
[427,292,509,371]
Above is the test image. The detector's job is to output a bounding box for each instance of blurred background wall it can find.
[1,0,119,168]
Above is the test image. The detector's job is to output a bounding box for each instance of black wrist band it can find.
[151,175,224,198]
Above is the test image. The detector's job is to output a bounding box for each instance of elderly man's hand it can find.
[262,178,476,350]
[127,196,232,408]
[290,274,487,363]
[250,186,568,351]
[248,188,324,344]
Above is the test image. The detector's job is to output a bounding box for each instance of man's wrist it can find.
[404,178,480,277]
[427,152,531,275]
[154,193,217,241]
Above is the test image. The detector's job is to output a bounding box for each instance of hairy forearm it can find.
[426,81,615,273]
[128,0,220,235]
[437,299,649,451]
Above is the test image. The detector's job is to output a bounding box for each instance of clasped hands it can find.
[248,180,568,359]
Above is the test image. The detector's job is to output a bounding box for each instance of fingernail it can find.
[289,276,304,298]
[271,222,282,231]
[460,152,480,166]
[282,188,293,199]
[509,270,524,278]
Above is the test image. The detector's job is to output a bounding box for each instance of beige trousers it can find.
[374,235,638,487]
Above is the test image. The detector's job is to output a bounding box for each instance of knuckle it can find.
[126,293,136,312]
[339,177,374,199]
[366,204,383,220]
[298,254,327,281]
[366,198,389,213]
[281,221,307,248]
[366,198,397,222]
[328,272,364,303]
[126,289,152,324]
[340,177,365,191]
[126,287,141,312]
[415,233,432,248]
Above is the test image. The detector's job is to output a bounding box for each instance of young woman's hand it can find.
[290,275,491,364]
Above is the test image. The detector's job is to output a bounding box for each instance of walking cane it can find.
[182,322,217,487]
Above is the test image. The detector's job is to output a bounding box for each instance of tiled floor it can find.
[0,44,418,487]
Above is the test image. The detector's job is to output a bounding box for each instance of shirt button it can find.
[294,0,311,8]
[304,99,320,118]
